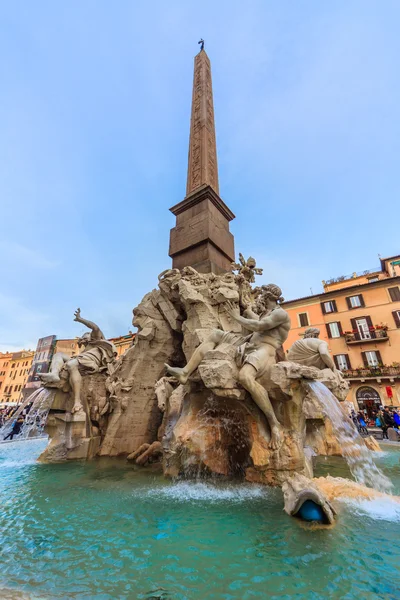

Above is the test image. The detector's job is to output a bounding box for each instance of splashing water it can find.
[145,481,268,502]
[307,381,392,493]
[180,395,250,478]
[0,388,55,442]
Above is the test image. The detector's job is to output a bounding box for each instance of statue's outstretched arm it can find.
[74,308,104,340]
[227,304,287,333]
[243,307,260,320]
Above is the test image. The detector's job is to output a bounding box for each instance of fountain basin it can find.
[1,441,400,599]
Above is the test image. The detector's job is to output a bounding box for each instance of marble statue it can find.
[231,253,263,310]
[165,283,291,449]
[231,253,263,285]
[287,327,336,371]
[40,309,117,413]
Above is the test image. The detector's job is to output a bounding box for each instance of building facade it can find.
[1,350,34,404]
[54,338,79,358]
[0,352,12,400]
[283,255,400,414]
[109,333,135,357]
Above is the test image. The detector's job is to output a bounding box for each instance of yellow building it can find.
[1,350,34,404]
[283,254,400,414]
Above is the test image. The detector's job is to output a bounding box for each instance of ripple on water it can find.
[0,438,48,468]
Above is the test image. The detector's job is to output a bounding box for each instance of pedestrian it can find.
[350,409,358,427]
[377,409,388,439]
[3,417,24,441]
[357,412,368,435]
[393,410,400,430]
[383,407,394,428]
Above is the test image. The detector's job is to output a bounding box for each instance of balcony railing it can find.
[324,268,379,286]
[344,329,389,344]
[343,366,400,379]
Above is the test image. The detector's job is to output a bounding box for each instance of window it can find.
[388,286,400,302]
[351,317,372,340]
[393,310,400,328]
[326,322,343,338]
[368,277,379,283]
[4,386,8,393]
[298,313,309,327]
[346,294,364,309]
[363,351,381,367]
[321,300,337,314]
[334,354,351,370]
[9,386,13,393]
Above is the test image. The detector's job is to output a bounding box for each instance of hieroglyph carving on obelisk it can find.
[186,50,219,196]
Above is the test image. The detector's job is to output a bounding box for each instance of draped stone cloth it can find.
[287,339,326,370]
[219,331,278,380]
[76,340,117,375]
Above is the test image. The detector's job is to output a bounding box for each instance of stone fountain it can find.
[37,256,393,525]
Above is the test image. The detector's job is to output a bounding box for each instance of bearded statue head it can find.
[261,284,284,304]
[303,327,320,339]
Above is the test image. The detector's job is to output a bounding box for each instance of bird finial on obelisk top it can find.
[198,38,204,51]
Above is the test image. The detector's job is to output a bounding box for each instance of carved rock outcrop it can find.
[282,473,336,525]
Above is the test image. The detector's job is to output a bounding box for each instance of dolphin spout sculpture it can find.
[282,473,336,525]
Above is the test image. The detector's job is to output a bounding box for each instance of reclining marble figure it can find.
[286,326,346,398]
[287,327,336,371]
[165,284,291,450]
[40,309,117,413]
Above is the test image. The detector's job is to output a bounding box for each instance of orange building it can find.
[109,333,135,357]
[0,352,12,399]
[54,334,134,359]
[1,350,34,404]
[54,338,79,358]
[283,254,400,413]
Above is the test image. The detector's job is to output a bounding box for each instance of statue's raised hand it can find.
[74,308,82,322]
[225,300,240,317]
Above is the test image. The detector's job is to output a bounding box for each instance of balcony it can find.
[344,329,389,344]
[343,365,400,380]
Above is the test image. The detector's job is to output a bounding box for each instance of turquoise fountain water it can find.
[1,439,400,599]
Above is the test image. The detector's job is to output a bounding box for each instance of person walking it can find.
[350,409,359,429]
[383,407,394,429]
[357,412,368,435]
[377,409,388,440]
[3,417,24,441]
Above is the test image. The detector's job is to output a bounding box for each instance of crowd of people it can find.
[350,406,400,440]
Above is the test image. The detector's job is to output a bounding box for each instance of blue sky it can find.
[1,1,399,351]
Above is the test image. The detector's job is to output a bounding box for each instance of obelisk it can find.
[169,46,235,274]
